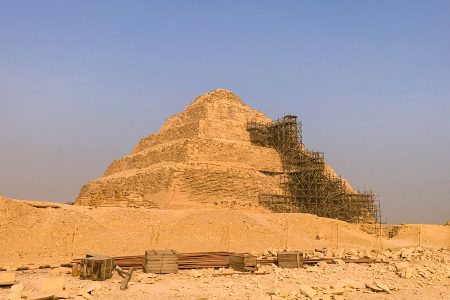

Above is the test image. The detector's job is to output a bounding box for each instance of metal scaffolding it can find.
[247,115,380,224]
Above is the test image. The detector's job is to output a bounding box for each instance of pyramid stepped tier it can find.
[76,89,284,208]
[76,162,282,208]
[105,139,282,176]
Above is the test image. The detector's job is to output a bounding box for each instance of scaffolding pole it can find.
[247,115,380,224]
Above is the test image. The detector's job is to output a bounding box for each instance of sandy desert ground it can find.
[1,196,449,299]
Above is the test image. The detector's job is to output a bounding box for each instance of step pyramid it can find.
[75,89,285,208]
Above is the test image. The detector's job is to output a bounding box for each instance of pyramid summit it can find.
[75,89,283,208]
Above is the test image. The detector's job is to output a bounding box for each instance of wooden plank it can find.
[120,267,134,290]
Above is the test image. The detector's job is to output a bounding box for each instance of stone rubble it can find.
[1,246,449,299]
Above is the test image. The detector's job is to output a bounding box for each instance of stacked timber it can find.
[178,252,231,269]
[114,255,145,269]
[144,249,178,274]
[80,255,114,281]
[229,253,257,272]
[277,251,304,268]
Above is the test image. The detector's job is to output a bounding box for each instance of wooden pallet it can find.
[144,249,178,274]
[229,253,257,272]
[277,251,304,268]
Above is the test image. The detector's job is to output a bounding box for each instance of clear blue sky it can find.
[1,1,449,224]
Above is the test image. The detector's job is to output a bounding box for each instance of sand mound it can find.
[0,196,362,266]
[1,196,448,268]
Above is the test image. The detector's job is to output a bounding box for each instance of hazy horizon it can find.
[1,1,449,224]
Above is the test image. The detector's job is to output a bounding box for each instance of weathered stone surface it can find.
[53,291,70,299]
[331,278,365,290]
[79,282,101,294]
[80,292,94,300]
[0,272,15,284]
[365,282,383,292]
[26,292,56,300]
[299,284,316,298]
[317,261,328,269]
[6,292,21,300]
[323,287,345,295]
[34,277,65,292]
[10,283,24,294]
[395,261,415,278]
[395,261,410,271]
[374,280,391,293]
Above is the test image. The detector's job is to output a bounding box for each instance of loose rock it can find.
[299,284,317,298]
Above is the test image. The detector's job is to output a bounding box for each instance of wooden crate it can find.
[80,256,114,281]
[277,251,304,268]
[144,249,178,274]
[229,253,257,272]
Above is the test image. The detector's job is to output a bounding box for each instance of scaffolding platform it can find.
[247,115,380,224]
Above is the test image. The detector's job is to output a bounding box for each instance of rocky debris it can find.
[34,277,65,292]
[322,287,346,295]
[23,291,56,300]
[215,267,235,275]
[0,272,16,285]
[137,273,157,282]
[395,261,415,278]
[10,282,24,293]
[140,277,155,284]
[333,259,345,266]
[53,291,70,299]
[0,249,450,300]
[365,280,391,294]
[189,269,202,278]
[79,281,101,294]
[374,280,391,293]
[5,282,24,300]
[299,284,317,298]
[6,292,21,300]
[331,278,365,290]
[400,248,414,259]
[317,261,328,269]
[79,292,94,300]
[364,282,383,292]
[305,265,320,273]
